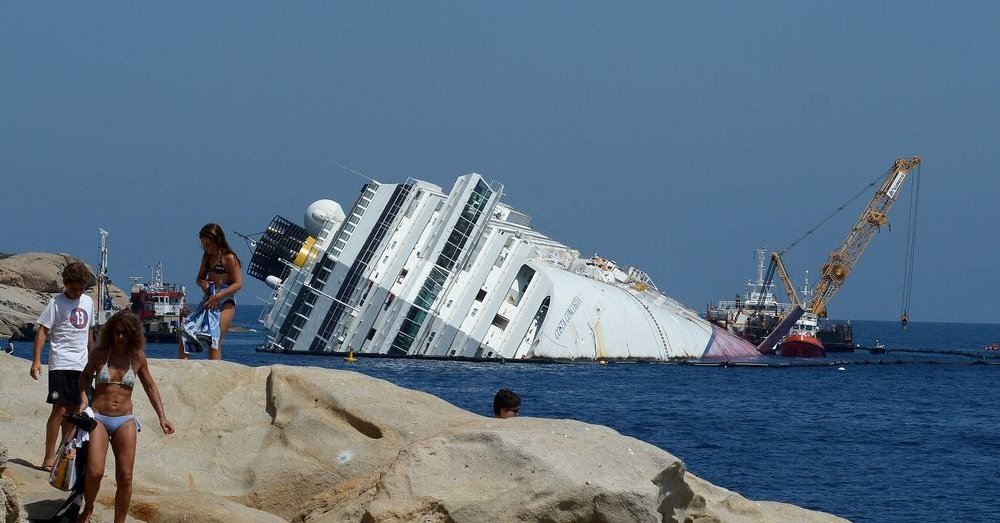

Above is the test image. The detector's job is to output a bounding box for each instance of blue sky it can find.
[2,2,997,323]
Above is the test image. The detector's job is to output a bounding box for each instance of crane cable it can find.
[900,163,921,327]
[779,168,889,255]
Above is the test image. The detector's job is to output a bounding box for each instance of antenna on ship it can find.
[150,262,165,289]
[335,162,380,184]
[234,231,261,252]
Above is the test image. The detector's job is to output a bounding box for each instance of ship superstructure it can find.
[246,174,757,361]
[129,263,187,343]
[706,248,792,345]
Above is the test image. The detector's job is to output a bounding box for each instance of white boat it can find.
[245,174,757,361]
[706,248,792,346]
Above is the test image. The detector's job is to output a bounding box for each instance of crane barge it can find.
[756,156,922,356]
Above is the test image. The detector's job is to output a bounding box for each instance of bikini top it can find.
[96,353,136,390]
[204,256,228,275]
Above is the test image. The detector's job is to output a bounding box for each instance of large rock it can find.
[0,443,28,523]
[0,355,850,523]
[0,253,94,293]
[0,252,128,339]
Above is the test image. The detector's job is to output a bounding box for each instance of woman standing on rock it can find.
[177,222,243,360]
[77,311,174,523]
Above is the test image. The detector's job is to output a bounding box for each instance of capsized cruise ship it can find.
[246,174,758,361]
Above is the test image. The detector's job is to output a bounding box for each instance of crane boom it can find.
[809,156,921,317]
[770,252,801,309]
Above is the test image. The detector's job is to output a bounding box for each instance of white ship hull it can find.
[248,174,757,361]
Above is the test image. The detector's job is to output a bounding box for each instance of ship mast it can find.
[151,262,165,289]
[96,229,112,325]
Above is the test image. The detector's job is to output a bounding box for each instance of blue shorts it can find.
[47,370,83,406]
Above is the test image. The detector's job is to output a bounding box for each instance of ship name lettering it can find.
[553,296,583,340]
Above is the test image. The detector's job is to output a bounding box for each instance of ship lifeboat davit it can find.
[777,334,826,358]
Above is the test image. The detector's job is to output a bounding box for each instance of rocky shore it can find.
[0,355,849,523]
[0,252,850,522]
[0,253,128,340]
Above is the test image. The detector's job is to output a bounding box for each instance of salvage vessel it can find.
[245,174,757,361]
[775,313,826,358]
[706,248,791,345]
[129,263,187,343]
[708,250,847,357]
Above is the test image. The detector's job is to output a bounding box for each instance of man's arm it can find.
[30,325,48,380]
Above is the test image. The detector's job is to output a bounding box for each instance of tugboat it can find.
[776,312,826,358]
[129,263,188,343]
[764,253,827,358]
[776,276,826,358]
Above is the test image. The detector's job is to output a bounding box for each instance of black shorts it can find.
[47,370,83,406]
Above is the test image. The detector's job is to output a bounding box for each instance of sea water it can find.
[41,307,1000,523]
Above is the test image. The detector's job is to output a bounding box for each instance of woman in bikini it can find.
[177,222,243,360]
[77,311,174,523]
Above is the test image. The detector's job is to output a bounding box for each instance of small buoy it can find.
[344,350,357,363]
[837,366,846,371]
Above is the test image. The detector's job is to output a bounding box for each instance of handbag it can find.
[48,429,83,491]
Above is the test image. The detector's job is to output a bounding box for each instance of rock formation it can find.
[0,355,850,523]
[0,443,27,523]
[0,252,128,340]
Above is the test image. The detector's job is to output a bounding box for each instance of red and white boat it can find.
[776,311,826,358]
[129,263,188,343]
[777,333,826,357]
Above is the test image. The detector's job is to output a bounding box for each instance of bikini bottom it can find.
[92,411,142,436]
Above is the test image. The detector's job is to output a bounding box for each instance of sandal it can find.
[41,464,53,472]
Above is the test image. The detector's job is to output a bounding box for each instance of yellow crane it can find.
[809,156,921,319]
[757,156,921,351]
[771,251,802,310]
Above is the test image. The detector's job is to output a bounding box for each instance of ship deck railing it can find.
[714,300,793,313]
